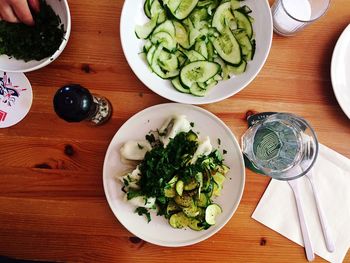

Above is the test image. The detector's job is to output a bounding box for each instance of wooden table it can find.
[1,0,349,262]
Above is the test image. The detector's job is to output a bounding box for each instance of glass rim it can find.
[280,0,331,24]
[247,113,319,181]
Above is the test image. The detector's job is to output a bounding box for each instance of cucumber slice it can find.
[227,59,247,74]
[211,27,241,65]
[150,0,166,23]
[205,203,222,225]
[166,0,199,20]
[230,0,240,10]
[171,77,190,93]
[194,40,208,59]
[190,83,207,97]
[154,20,176,37]
[146,45,156,66]
[151,31,177,52]
[234,31,253,60]
[233,10,253,39]
[159,51,179,72]
[151,45,180,79]
[144,0,153,19]
[135,14,158,39]
[180,61,220,88]
[212,2,235,33]
[183,50,206,62]
[173,21,190,49]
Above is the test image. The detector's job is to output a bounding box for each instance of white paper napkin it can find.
[252,144,350,263]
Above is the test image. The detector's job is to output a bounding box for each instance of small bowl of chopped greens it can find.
[0,0,71,73]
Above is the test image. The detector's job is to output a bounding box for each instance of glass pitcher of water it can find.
[241,113,318,180]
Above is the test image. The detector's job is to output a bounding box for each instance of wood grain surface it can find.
[1,0,350,262]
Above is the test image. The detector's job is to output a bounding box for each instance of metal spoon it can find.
[288,178,315,262]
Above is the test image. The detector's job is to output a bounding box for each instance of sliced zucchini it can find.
[169,212,190,229]
[166,0,199,20]
[166,200,181,216]
[188,218,204,231]
[196,193,209,207]
[174,194,193,207]
[210,27,241,65]
[182,203,200,217]
[180,61,220,88]
[205,203,222,225]
[176,180,184,196]
[233,10,253,39]
[171,77,190,93]
[212,172,225,186]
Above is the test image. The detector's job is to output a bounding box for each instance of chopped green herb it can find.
[135,207,151,223]
[137,143,144,149]
[0,0,65,61]
[190,122,194,127]
[217,138,221,145]
[223,149,227,154]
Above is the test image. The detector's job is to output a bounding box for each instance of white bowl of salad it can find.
[103,103,245,246]
[120,0,272,104]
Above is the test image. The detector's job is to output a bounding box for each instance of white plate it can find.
[120,1,273,104]
[103,103,245,247]
[331,24,350,119]
[0,0,71,73]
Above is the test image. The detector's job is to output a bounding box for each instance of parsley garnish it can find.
[135,207,151,223]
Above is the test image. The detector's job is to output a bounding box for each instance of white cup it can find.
[271,0,330,36]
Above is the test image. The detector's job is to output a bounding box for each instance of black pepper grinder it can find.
[53,84,112,125]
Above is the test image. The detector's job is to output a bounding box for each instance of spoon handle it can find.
[288,179,315,262]
[306,171,335,252]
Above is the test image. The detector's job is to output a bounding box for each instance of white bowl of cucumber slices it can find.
[120,0,272,104]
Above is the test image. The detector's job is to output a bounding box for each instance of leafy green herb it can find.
[135,207,151,223]
[190,122,194,127]
[223,149,227,154]
[0,0,65,61]
[127,188,142,200]
[137,143,144,149]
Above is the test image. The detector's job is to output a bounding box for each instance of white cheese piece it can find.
[191,136,213,164]
[120,140,152,160]
[126,195,156,209]
[120,166,142,189]
[159,115,191,146]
